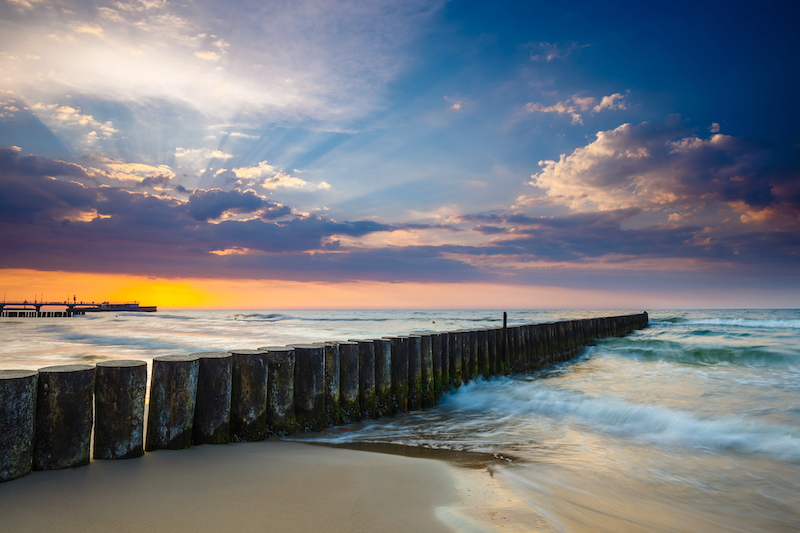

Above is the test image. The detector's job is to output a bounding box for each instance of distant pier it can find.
[0,301,157,318]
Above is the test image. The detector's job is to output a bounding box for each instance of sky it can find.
[0,0,798,308]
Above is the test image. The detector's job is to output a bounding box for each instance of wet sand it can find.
[0,440,553,533]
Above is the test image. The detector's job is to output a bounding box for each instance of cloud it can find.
[526,93,627,125]
[195,51,220,62]
[528,42,581,62]
[31,103,118,138]
[186,188,290,221]
[592,92,627,113]
[230,161,330,190]
[529,115,800,226]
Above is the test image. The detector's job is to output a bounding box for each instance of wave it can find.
[444,380,800,462]
[596,339,796,367]
[59,331,192,351]
[653,317,800,330]
[293,379,800,463]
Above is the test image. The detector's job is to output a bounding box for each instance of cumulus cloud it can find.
[529,115,800,227]
[230,161,330,190]
[526,92,627,125]
[31,103,118,138]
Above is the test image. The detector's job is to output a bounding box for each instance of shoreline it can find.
[0,439,548,533]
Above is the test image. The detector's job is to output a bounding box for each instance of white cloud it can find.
[710,122,720,133]
[31,103,118,137]
[529,117,749,213]
[592,92,627,113]
[105,162,175,181]
[195,51,220,62]
[231,160,330,190]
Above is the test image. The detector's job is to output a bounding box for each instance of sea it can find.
[2,308,799,532]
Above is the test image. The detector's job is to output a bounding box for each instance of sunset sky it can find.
[1,0,798,308]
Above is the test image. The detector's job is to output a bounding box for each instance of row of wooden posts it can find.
[1,312,648,483]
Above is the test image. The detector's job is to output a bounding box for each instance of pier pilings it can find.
[0,311,649,483]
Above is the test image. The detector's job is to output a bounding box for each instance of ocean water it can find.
[2,309,799,532]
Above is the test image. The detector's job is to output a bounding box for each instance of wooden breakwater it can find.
[0,312,648,482]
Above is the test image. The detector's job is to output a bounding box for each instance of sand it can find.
[0,441,459,533]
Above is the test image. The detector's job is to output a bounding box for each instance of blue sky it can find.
[1,0,798,306]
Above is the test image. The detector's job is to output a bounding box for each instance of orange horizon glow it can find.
[0,269,796,310]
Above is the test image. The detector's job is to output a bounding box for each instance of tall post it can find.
[338,341,360,424]
[293,344,326,432]
[95,360,147,458]
[502,312,508,373]
[191,353,232,446]
[146,355,199,451]
[1,370,37,482]
[229,350,269,442]
[322,342,340,427]
[356,340,377,420]
[373,339,392,418]
[262,348,296,436]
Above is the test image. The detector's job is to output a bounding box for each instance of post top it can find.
[152,354,199,362]
[96,360,147,368]
[0,369,37,379]
[229,349,264,356]
[190,352,231,359]
[38,364,95,373]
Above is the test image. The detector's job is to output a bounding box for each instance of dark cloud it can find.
[186,188,290,221]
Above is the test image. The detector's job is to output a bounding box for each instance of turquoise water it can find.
[2,309,799,531]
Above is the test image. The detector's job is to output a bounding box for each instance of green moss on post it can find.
[356,340,376,420]
[487,329,496,377]
[262,348,296,436]
[95,360,147,458]
[322,343,340,427]
[34,365,94,470]
[477,330,489,378]
[448,331,461,388]
[1,370,37,482]
[431,333,443,403]
[338,341,360,424]
[387,337,408,413]
[420,334,434,408]
[373,339,392,418]
[459,331,471,384]
[146,355,199,451]
[407,336,422,411]
[191,353,231,446]
[293,345,326,432]
[229,350,269,442]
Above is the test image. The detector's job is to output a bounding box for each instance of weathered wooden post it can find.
[448,331,462,388]
[487,329,497,376]
[322,342,340,427]
[190,353,231,446]
[146,355,199,451]
[431,333,443,402]
[407,335,422,411]
[420,334,434,408]
[338,341,360,423]
[293,344,326,432]
[373,339,392,418]
[262,348,296,436]
[460,330,472,384]
[95,360,147,458]
[356,340,376,420]
[477,329,489,378]
[229,350,269,442]
[1,370,37,482]
[502,313,508,374]
[387,336,408,413]
[33,365,94,470]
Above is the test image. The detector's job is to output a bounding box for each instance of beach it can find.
[2,309,799,532]
[0,440,463,533]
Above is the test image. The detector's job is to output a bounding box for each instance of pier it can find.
[0,301,156,318]
[1,312,647,483]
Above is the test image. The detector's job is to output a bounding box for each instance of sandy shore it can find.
[0,441,460,533]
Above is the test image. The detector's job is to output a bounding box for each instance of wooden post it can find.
[34,364,94,469]
[420,334,434,408]
[477,330,489,378]
[431,333,444,402]
[262,348,296,436]
[372,339,392,418]
[94,360,147,458]
[338,341,360,423]
[356,340,376,420]
[387,336,408,414]
[322,342,340,427]
[0,370,37,482]
[146,355,199,451]
[448,331,462,388]
[293,344,326,432]
[229,350,269,442]
[407,335,422,411]
[191,353,231,445]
